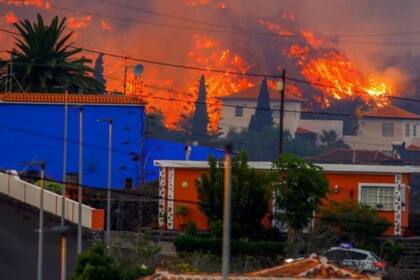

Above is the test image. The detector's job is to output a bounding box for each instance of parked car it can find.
[321,246,386,274]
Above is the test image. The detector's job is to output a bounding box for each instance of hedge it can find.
[174,235,284,257]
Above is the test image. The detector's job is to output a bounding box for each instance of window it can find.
[235,106,243,117]
[348,251,368,260]
[414,124,417,137]
[382,122,394,137]
[360,186,394,210]
[405,123,410,137]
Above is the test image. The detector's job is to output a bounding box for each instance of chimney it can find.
[185,144,192,161]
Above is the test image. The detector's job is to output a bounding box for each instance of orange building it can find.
[155,161,420,236]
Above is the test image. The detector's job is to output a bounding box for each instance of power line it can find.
[0,169,401,228]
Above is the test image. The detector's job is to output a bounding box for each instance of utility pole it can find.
[97,119,113,249]
[77,107,84,254]
[60,90,68,280]
[9,61,13,92]
[279,70,286,155]
[123,58,128,95]
[222,144,232,280]
[4,62,8,93]
[36,161,45,280]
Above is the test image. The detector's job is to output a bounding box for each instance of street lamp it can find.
[23,160,45,280]
[97,118,113,249]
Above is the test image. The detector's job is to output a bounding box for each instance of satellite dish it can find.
[133,64,144,77]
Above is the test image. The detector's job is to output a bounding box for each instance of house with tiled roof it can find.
[146,255,376,279]
[344,104,420,152]
[219,85,303,136]
[219,85,344,140]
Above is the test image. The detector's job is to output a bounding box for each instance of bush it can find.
[185,220,198,236]
[174,235,284,257]
[72,243,125,280]
[320,201,391,247]
[380,240,405,265]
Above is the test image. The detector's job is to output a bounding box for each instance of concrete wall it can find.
[219,99,301,136]
[0,171,104,230]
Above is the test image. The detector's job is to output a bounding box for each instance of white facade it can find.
[345,119,420,152]
[219,99,301,136]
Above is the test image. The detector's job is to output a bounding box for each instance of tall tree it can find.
[94,54,106,94]
[191,75,209,139]
[249,78,274,130]
[272,154,329,244]
[0,14,103,93]
[196,152,270,237]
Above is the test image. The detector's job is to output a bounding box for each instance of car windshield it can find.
[370,251,382,261]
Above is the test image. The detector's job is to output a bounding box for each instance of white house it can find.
[219,86,302,136]
[344,104,420,152]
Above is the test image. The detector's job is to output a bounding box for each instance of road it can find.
[0,195,83,280]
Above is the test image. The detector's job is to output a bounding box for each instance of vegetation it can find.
[174,235,284,257]
[319,130,349,149]
[196,152,270,237]
[272,154,329,243]
[249,78,274,131]
[0,14,103,93]
[94,54,106,93]
[320,201,391,248]
[72,243,126,280]
[191,75,209,139]
[111,231,160,276]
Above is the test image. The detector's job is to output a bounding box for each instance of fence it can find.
[0,170,104,230]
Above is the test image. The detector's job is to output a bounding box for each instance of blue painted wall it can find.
[143,138,225,182]
[0,103,144,189]
[0,103,225,189]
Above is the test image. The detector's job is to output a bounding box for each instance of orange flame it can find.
[6,0,50,9]
[185,0,227,9]
[4,11,18,24]
[100,20,113,31]
[68,16,92,29]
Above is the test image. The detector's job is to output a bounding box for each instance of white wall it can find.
[219,99,301,136]
[0,171,103,230]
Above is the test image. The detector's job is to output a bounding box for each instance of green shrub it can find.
[320,201,391,247]
[380,240,405,265]
[185,220,198,236]
[174,235,284,257]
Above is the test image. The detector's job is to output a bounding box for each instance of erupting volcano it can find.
[1,0,398,132]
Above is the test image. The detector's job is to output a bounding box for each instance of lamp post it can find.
[222,145,232,280]
[97,118,113,249]
[77,106,84,254]
[61,90,68,280]
[24,161,45,280]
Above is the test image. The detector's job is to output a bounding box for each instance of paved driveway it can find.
[0,195,83,280]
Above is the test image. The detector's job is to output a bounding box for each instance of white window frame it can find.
[235,106,243,117]
[382,122,394,137]
[358,183,405,211]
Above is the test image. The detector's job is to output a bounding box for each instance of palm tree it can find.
[0,14,103,93]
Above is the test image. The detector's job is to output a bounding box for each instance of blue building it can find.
[0,93,224,189]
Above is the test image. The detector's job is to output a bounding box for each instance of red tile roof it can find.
[221,86,302,102]
[0,93,144,105]
[145,256,369,279]
[359,104,420,120]
[296,126,317,134]
[407,145,420,151]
